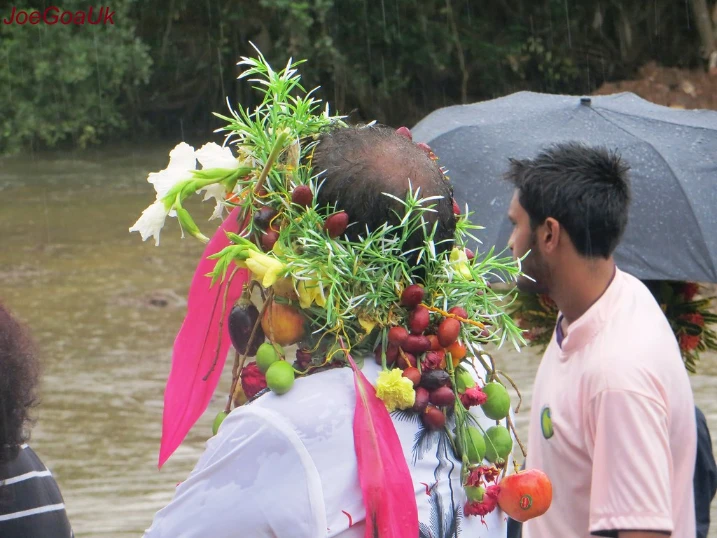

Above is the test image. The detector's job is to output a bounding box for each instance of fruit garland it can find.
[510,281,717,373]
[131,47,551,525]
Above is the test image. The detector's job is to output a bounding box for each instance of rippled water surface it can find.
[0,145,715,536]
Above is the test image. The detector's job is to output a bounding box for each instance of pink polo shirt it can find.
[524,268,696,537]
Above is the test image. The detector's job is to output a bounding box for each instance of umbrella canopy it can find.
[412,91,717,283]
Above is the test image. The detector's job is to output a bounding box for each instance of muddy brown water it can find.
[1,144,715,536]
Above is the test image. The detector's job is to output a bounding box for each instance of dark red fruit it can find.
[413,387,430,413]
[427,334,442,351]
[448,306,468,319]
[430,386,456,407]
[228,300,264,357]
[420,369,451,390]
[291,185,313,208]
[396,351,417,370]
[253,206,278,230]
[395,126,413,140]
[422,351,443,370]
[324,211,349,238]
[452,199,461,215]
[401,284,424,308]
[387,326,409,345]
[374,343,399,367]
[409,305,430,335]
[401,335,432,355]
[465,248,475,260]
[422,406,446,430]
[260,229,279,252]
[438,318,461,347]
[402,367,421,387]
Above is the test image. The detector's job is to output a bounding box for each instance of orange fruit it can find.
[261,300,305,346]
[497,469,552,522]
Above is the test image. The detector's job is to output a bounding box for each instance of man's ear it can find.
[540,217,560,253]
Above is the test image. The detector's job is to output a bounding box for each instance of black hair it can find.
[505,141,631,258]
[312,124,456,259]
[0,303,41,465]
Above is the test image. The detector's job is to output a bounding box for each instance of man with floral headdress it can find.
[141,124,516,538]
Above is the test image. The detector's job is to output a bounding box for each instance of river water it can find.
[1,144,715,537]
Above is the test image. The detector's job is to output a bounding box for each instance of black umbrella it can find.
[412,91,717,283]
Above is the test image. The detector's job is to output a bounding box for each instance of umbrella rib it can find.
[591,108,717,281]
[595,107,717,135]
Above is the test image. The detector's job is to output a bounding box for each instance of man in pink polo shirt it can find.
[505,142,696,538]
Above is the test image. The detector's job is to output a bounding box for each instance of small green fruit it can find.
[212,411,228,436]
[465,485,485,503]
[455,368,476,392]
[465,426,486,464]
[484,425,513,463]
[256,342,280,373]
[480,382,511,420]
[265,360,295,395]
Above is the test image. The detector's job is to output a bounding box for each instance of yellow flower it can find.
[376,368,416,412]
[296,274,327,309]
[449,247,473,280]
[244,251,286,287]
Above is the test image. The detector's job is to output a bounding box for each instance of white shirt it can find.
[144,358,508,538]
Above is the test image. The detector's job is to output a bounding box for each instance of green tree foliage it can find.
[0,0,706,154]
[0,0,151,153]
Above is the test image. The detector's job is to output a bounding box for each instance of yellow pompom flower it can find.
[376,368,416,412]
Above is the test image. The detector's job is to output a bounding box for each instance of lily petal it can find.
[195,142,239,169]
[148,142,197,200]
[129,200,170,246]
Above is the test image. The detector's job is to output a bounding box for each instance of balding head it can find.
[312,125,456,258]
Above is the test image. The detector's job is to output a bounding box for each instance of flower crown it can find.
[131,46,550,533]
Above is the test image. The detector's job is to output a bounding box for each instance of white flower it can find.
[195,142,238,169]
[196,143,241,221]
[129,200,171,246]
[201,183,229,220]
[147,142,197,201]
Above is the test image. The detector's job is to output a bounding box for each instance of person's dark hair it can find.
[312,124,456,259]
[505,142,631,258]
[0,303,41,465]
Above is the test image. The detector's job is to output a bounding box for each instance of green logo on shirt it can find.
[541,406,554,439]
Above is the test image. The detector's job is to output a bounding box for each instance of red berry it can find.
[387,326,409,345]
[413,387,430,413]
[374,344,398,367]
[437,318,461,347]
[324,211,349,238]
[452,199,461,215]
[260,229,279,252]
[427,334,442,351]
[429,386,456,407]
[401,284,424,308]
[422,406,446,430]
[253,206,278,230]
[402,367,421,387]
[401,335,432,355]
[395,126,413,140]
[291,185,313,208]
[465,248,475,260]
[448,306,468,319]
[396,351,417,370]
[409,305,430,335]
